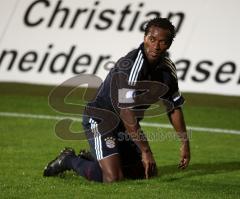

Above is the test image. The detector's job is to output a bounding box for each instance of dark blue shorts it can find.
[82,115,141,160]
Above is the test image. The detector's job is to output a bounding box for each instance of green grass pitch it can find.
[0,83,240,199]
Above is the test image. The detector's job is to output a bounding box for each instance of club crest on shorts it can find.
[104,137,116,148]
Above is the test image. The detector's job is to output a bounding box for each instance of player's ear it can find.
[143,35,147,43]
[166,40,172,49]
[167,36,173,49]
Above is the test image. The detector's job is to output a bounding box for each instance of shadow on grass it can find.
[158,161,240,181]
[46,161,240,184]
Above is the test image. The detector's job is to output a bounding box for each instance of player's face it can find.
[144,26,171,64]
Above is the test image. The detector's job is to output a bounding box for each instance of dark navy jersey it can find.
[87,43,184,116]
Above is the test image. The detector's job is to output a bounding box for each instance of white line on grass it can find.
[0,111,240,135]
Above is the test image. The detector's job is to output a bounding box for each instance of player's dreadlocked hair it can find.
[144,18,176,45]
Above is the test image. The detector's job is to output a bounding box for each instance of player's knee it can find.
[103,172,124,183]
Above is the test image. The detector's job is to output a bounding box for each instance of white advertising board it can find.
[0,0,239,95]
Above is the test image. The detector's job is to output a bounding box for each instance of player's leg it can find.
[87,117,124,182]
[81,116,124,182]
[98,154,123,182]
[70,150,123,183]
[70,153,103,182]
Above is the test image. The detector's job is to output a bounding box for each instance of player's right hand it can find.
[141,150,157,179]
[178,140,190,169]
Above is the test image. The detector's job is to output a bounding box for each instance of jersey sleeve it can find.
[161,57,185,108]
[170,89,185,108]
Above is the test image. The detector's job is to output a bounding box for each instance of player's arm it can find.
[162,57,190,169]
[168,107,190,169]
[120,108,156,178]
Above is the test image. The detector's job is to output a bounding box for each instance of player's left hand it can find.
[178,140,190,169]
[141,150,157,179]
